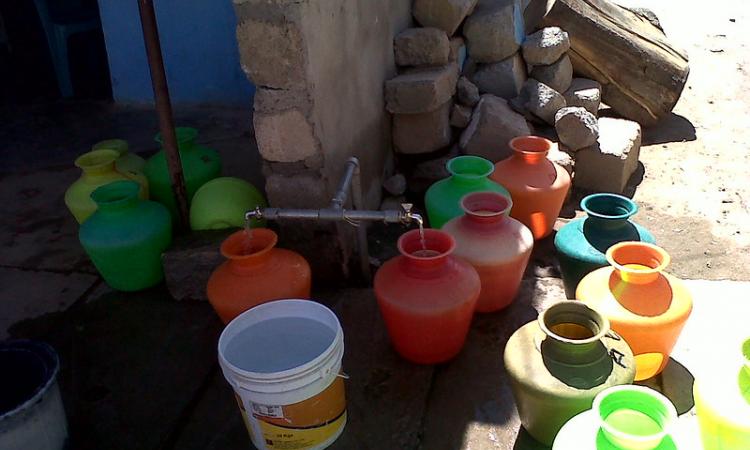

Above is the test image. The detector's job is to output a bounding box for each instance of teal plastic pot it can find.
[424,156,510,229]
[79,181,172,291]
[553,385,679,450]
[554,193,655,298]
[190,177,267,230]
[144,127,222,221]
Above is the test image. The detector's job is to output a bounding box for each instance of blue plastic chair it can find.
[33,0,100,97]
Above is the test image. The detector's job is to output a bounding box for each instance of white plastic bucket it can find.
[0,341,68,450]
[218,299,346,450]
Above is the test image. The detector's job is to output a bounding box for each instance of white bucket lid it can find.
[218,299,344,406]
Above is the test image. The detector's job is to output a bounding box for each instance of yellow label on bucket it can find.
[239,377,347,450]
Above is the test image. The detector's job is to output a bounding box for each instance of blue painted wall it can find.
[97,0,254,105]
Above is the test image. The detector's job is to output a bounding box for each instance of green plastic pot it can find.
[144,127,221,221]
[79,180,172,291]
[424,156,510,229]
[554,193,655,297]
[189,177,267,230]
[554,386,679,450]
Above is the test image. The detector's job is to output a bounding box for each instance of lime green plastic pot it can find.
[79,181,172,291]
[144,127,221,221]
[92,138,146,174]
[424,156,510,229]
[189,177,267,230]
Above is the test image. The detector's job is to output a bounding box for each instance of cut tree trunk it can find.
[542,0,689,126]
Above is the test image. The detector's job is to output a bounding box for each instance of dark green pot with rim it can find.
[79,180,172,291]
[554,193,656,298]
[424,155,510,229]
[144,127,222,221]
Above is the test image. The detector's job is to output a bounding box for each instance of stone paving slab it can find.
[0,166,95,273]
[0,266,98,338]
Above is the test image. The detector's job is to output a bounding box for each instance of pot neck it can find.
[397,228,455,278]
[446,155,494,187]
[76,149,120,178]
[607,242,670,285]
[539,301,610,365]
[460,191,512,227]
[222,229,277,273]
[582,193,638,232]
[509,136,552,165]
[91,180,141,214]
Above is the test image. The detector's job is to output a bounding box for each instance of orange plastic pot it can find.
[374,229,480,364]
[576,242,693,381]
[442,192,534,312]
[206,229,312,324]
[490,136,571,240]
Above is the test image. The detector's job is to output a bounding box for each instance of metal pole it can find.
[137,0,190,228]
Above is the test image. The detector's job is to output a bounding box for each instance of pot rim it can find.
[538,300,610,346]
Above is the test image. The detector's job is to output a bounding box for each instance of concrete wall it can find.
[97,0,254,105]
[234,0,412,278]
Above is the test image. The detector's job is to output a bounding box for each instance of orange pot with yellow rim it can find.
[576,242,693,381]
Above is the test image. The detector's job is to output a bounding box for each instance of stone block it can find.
[457,76,480,107]
[449,37,467,69]
[385,64,459,114]
[266,171,328,208]
[393,100,453,154]
[554,106,599,151]
[470,52,527,99]
[236,18,306,89]
[459,94,533,161]
[530,54,573,93]
[464,0,525,63]
[394,27,450,67]
[564,78,602,116]
[162,231,232,302]
[574,117,642,194]
[450,104,473,128]
[413,0,479,36]
[383,174,407,196]
[518,79,566,125]
[521,26,570,65]
[547,144,574,175]
[253,109,320,162]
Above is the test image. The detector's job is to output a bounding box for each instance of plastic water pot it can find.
[442,191,533,312]
[189,177,267,230]
[490,136,571,240]
[0,341,68,450]
[576,242,693,381]
[92,138,146,174]
[555,193,656,297]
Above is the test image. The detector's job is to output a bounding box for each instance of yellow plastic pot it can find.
[189,177,266,230]
[92,139,146,175]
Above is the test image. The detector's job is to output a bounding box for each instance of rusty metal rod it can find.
[137,0,189,228]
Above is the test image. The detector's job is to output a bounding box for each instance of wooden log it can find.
[542,0,689,126]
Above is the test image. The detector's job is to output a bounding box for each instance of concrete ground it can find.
[1,0,749,449]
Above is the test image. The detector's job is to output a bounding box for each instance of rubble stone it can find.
[547,144,575,175]
[383,174,407,196]
[530,54,573,93]
[519,79,566,125]
[254,109,320,162]
[393,100,453,154]
[457,76,480,107]
[470,52,527,100]
[385,64,459,114]
[574,118,642,194]
[409,145,460,193]
[554,107,599,151]
[449,37,467,69]
[459,94,533,161]
[563,78,602,116]
[521,26,570,65]
[413,0,479,36]
[394,28,450,67]
[463,0,525,63]
[450,104,473,128]
[163,231,231,301]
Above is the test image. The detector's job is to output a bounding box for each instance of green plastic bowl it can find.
[189,177,267,230]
